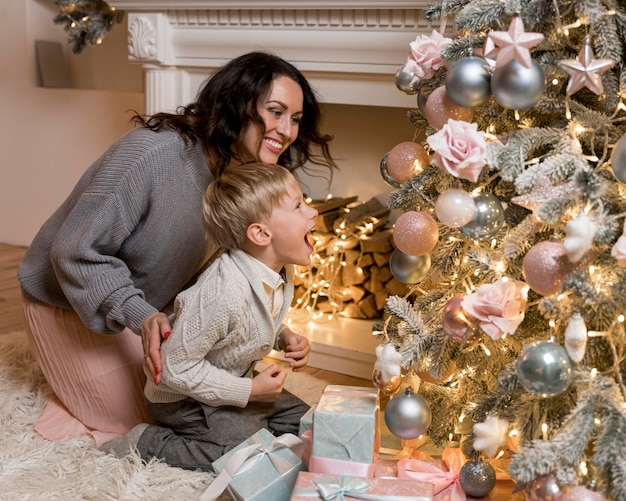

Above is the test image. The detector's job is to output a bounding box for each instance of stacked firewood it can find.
[292,196,409,319]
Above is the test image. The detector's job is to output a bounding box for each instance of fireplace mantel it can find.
[110,0,437,113]
[109,1,436,377]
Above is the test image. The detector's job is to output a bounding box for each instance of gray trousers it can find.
[137,390,309,472]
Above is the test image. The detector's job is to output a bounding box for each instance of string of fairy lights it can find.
[288,196,385,324]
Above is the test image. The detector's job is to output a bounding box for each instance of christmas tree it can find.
[375,0,626,499]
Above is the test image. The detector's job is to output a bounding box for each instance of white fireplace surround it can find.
[109,0,437,113]
[109,0,436,378]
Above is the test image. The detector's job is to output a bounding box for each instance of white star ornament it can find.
[559,37,615,96]
[488,15,544,68]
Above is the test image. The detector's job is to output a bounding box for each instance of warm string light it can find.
[290,200,382,322]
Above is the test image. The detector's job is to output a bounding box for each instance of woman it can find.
[17,51,336,446]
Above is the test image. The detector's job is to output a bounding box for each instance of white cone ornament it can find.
[563,213,596,263]
[611,135,626,183]
[564,312,587,363]
[473,415,509,458]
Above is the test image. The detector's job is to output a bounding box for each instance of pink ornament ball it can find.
[561,486,607,501]
[386,142,431,184]
[530,474,561,501]
[393,211,439,256]
[442,295,477,341]
[424,86,475,130]
[522,241,572,296]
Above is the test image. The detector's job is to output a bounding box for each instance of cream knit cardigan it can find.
[144,249,294,408]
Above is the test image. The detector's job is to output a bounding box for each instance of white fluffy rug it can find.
[0,329,517,499]
[0,331,362,500]
[0,331,217,500]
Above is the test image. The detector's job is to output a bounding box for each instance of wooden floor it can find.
[0,243,28,335]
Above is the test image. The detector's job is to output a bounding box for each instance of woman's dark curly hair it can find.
[133,51,336,178]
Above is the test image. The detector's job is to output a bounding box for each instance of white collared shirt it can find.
[253,259,287,323]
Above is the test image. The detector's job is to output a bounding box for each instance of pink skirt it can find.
[22,300,152,446]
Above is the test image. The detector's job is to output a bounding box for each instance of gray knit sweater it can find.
[144,249,294,408]
[18,127,213,335]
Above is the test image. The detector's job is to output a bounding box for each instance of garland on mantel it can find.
[53,0,124,54]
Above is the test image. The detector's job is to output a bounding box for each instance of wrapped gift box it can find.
[373,459,399,478]
[299,405,315,436]
[309,385,380,476]
[207,428,304,501]
[290,471,434,501]
[322,385,379,396]
[300,386,377,436]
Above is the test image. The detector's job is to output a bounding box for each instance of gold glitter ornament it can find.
[424,86,475,130]
[522,241,572,296]
[393,211,439,256]
[386,142,431,184]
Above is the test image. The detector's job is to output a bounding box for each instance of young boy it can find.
[102,162,318,471]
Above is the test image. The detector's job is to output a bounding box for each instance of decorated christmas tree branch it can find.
[53,0,124,54]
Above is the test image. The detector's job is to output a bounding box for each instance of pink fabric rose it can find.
[611,221,626,265]
[405,30,451,80]
[461,279,528,340]
[427,119,487,182]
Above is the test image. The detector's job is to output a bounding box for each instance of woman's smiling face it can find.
[241,75,304,164]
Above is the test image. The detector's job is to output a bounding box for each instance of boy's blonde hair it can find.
[203,162,296,250]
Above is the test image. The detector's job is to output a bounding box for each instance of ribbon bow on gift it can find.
[397,448,467,501]
[315,475,372,500]
[200,433,303,501]
[292,475,431,501]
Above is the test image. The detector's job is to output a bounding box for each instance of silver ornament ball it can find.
[458,194,505,241]
[611,135,626,184]
[395,64,421,95]
[459,461,497,498]
[379,153,401,188]
[384,387,432,439]
[445,56,492,108]
[492,60,545,110]
[389,249,431,285]
[417,88,429,115]
[518,341,573,397]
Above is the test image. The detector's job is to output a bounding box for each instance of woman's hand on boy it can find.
[140,311,171,385]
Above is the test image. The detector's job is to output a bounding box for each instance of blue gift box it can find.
[299,405,315,436]
[310,385,380,470]
[202,428,304,501]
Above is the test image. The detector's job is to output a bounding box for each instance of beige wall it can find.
[1,0,416,246]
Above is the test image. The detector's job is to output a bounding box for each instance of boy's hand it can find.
[250,364,286,402]
[280,329,310,372]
